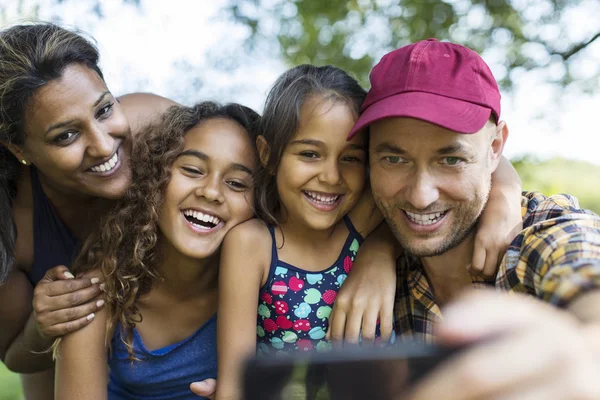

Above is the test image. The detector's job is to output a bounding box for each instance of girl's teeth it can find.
[305,191,339,204]
[183,210,222,226]
[91,152,118,173]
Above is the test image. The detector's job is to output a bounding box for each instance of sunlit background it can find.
[1,0,599,397]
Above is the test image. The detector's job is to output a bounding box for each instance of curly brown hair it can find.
[57,101,260,360]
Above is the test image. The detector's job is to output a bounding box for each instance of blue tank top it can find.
[256,216,363,354]
[29,168,78,285]
[108,314,217,400]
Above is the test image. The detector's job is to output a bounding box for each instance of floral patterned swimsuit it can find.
[256,216,363,355]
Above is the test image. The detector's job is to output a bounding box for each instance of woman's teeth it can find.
[405,210,446,225]
[183,210,222,229]
[90,152,118,173]
[304,191,340,205]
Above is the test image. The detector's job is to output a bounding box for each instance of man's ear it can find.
[256,135,270,169]
[490,121,508,170]
[1,142,29,165]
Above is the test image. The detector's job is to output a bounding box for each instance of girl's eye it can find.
[342,155,364,163]
[227,181,249,191]
[441,157,463,166]
[182,166,204,175]
[96,103,114,119]
[299,151,319,159]
[53,131,78,144]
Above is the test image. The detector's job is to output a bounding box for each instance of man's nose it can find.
[405,171,440,210]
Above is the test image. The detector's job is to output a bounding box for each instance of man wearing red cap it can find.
[348,39,600,398]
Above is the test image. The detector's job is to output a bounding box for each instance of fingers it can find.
[482,248,500,279]
[38,294,104,325]
[378,301,394,344]
[41,276,101,298]
[36,281,103,312]
[33,268,105,339]
[410,323,600,400]
[41,265,75,282]
[437,291,570,344]
[41,312,98,338]
[360,307,377,345]
[327,304,347,342]
[343,308,363,344]
[469,245,486,277]
[189,379,217,398]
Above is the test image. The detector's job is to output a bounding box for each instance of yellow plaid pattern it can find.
[394,192,600,342]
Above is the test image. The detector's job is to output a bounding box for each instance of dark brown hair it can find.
[63,102,260,360]
[254,64,366,226]
[0,22,103,282]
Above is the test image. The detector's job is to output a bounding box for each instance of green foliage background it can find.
[0,363,22,400]
[0,0,598,398]
[513,157,600,214]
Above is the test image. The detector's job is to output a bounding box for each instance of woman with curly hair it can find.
[53,102,260,400]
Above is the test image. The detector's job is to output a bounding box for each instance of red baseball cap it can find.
[348,39,500,139]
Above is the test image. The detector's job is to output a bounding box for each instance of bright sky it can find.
[2,0,599,165]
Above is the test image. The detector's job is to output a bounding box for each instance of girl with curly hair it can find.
[53,102,260,400]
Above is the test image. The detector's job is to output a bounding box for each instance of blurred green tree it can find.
[225,0,600,90]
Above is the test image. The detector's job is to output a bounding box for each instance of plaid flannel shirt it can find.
[394,191,600,343]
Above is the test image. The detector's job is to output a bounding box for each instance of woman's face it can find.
[158,118,256,260]
[20,63,132,199]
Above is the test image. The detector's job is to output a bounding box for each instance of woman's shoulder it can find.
[117,92,180,137]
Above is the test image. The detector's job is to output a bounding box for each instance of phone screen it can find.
[243,342,458,400]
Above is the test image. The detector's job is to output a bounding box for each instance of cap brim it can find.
[348,91,492,139]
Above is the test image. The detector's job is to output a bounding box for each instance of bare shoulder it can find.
[223,218,271,252]
[220,218,272,286]
[117,93,180,137]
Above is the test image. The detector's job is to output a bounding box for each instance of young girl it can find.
[54,102,259,400]
[215,65,522,399]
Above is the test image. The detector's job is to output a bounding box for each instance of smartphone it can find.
[243,341,460,400]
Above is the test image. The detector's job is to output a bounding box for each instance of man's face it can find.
[369,117,504,257]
